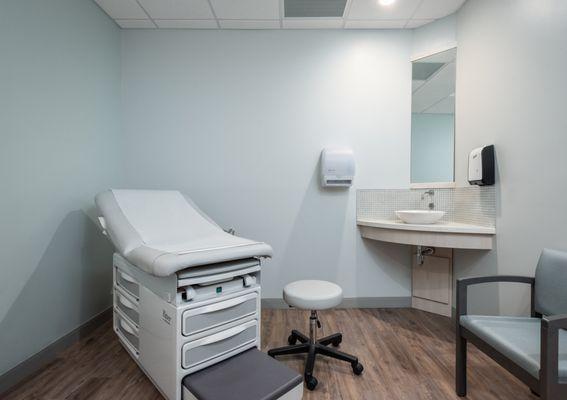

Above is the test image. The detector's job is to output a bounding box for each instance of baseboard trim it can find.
[0,307,113,395]
[262,296,411,309]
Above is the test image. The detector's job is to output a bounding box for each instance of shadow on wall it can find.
[276,160,350,285]
[453,145,502,316]
[358,238,412,296]
[0,210,114,376]
[454,249,500,315]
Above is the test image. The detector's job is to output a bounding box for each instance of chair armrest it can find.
[456,275,535,318]
[540,315,567,393]
[458,275,534,287]
[542,314,567,330]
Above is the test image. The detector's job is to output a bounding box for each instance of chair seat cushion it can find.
[283,280,343,310]
[461,315,567,382]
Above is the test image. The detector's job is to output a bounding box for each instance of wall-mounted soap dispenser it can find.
[468,145,495,186]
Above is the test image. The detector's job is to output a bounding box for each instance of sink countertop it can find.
[356,218,496,235]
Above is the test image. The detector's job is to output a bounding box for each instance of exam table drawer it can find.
[115,312,140,356]
[115,268,140,299]
[114,287,139,326]
[182,292,258,336]
[181,319,258,370]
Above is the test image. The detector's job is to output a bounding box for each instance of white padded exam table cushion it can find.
[95,189,273,276]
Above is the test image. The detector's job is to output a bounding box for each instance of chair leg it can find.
[304,345,317,376]
[456,335,467,397]
[318,332,342,347]
[304,344,318,390]
[316,343,358,365]
[291,329,309,343]
[268,343,309,358]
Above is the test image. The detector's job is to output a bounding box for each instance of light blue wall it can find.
[0,0,122,375]
[121,30,414,301]
[411,14,457,60]
[455,0,567,315]
[411,113,454,183]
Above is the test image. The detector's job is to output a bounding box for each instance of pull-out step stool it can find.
[183,348,303,400]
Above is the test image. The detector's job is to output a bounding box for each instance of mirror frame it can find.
[409,44,457,190]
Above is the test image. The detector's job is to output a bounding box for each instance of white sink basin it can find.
[395,210,445,224]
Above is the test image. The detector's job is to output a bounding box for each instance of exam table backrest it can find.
[95,189,273,277]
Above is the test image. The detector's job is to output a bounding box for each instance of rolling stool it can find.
[267,280,364,390]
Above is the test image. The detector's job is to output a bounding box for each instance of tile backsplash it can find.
[357,186,496,228]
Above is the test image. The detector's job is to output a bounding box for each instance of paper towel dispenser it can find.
[321,147,355,188]
[468,145,495,186]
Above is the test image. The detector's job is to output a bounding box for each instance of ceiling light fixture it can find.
[379,0,396,6]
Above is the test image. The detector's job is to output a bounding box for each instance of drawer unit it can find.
[114,286,140,326]
[115,268,140,299]
[182,292,258,337]
[181,319,258,370]
[115,311,140,355]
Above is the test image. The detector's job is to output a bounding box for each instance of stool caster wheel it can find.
[305,374,318,391]
[352,362,364,375]
[331,338,342,347]
[287,334,297,345]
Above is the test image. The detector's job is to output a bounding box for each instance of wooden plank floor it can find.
[4,308,537,400]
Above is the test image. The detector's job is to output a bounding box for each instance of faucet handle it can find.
[421,189,435,200]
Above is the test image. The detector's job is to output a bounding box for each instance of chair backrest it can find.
[535,248,567,316]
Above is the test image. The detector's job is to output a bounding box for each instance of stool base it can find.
[268,329,363,391]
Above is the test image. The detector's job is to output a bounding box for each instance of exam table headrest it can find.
[95,189,273,277]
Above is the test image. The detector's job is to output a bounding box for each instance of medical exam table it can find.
[95,189,303,400]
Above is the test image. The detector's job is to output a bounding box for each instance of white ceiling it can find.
[94,0,466,29]
[412,47,456,114]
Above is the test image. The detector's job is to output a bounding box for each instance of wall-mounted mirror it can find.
[410,48,456,187]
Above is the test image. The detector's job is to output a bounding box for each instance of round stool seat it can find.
[283,280,343,310]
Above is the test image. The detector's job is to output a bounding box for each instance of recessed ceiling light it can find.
[379,0,396,6]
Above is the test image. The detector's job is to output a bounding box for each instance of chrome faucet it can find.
[421,190,435,210]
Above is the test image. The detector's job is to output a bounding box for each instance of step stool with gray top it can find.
[183,348,303,400]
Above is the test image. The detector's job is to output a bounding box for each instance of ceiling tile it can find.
[347,0,421,20]
[115,19,156,28]
[285,0,347,18]
[219,20,281,29]
[155,19,218,28]
[210,0,280,20]
[283,19,344,29]
[94,0,148,19]
[137,0,214,20]
[418,47,456,63]
[413,0,464,19]
[344,19,407,29]
[412,61,456,113]
[412,80,426,92]
[405,18,434,28]
[422,95,455,114]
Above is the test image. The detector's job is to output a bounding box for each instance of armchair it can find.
[456,249,567,399]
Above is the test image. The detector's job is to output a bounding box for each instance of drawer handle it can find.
[120,272,137,284]
[185,320,256,350]
[118,293,137,310]
[120,319,137,336]
[185,293,256,318]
